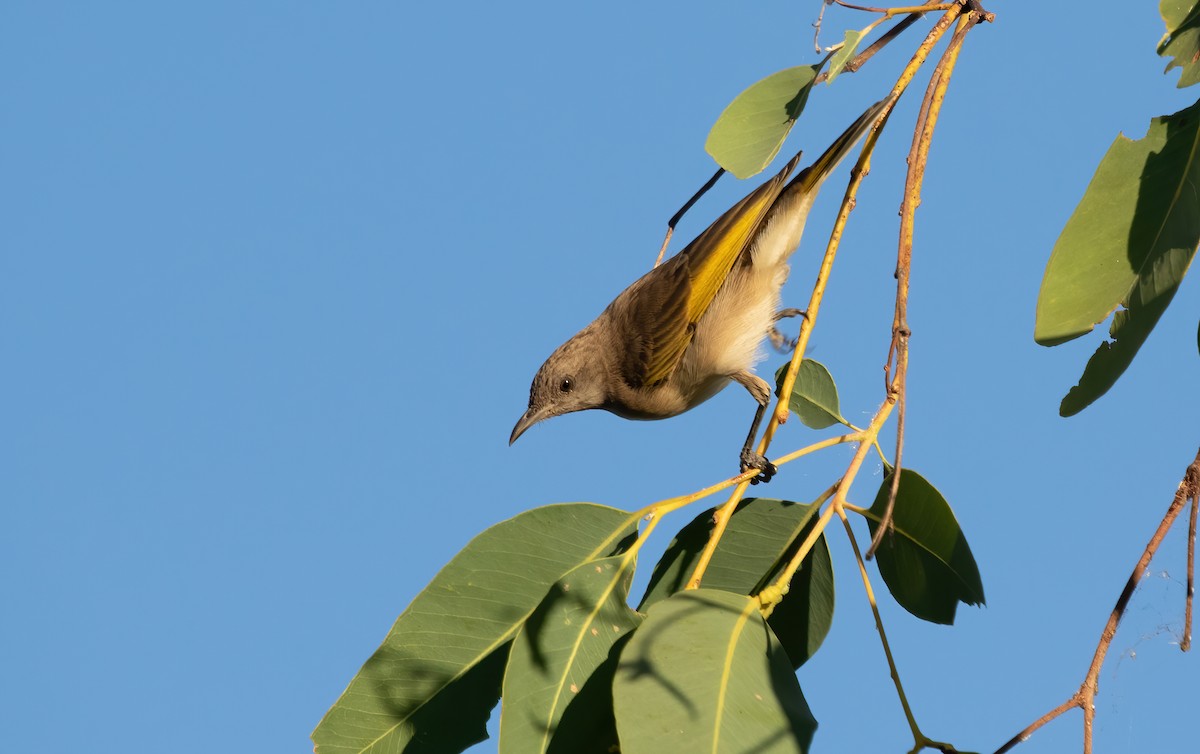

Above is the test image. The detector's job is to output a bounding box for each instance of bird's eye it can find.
[559,377,574,393]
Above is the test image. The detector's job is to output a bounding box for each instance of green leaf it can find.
[863,469,985,625]
[614,590,817,754]
[1160,0,1200,87]
[312,503,639,754]
[705,65,819,179]
[499,556,642,754]
[545,634,633,754]
[1034,99,1200,415]
[639,498,834,668]
[826,29,865,84]
[774,360,849,429]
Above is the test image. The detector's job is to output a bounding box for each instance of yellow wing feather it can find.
[637,151,803,386]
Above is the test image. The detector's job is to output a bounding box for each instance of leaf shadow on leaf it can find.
[363,642,510,754]
[520,581,595,673]
[764,631,819,752]
[616,599,721,716]
[517,530,640,673]
[616,591,817,753]
[638,498,832,669]
[544,633,633,754]
[783,87,809,123]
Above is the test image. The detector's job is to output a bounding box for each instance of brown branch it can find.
[867,9,976,558]
[1183,485,1197,651]
[994,447,1200,754]
[813,0,832,54]
[833,0,951,14]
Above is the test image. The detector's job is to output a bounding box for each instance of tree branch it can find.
[993,447,1200,754]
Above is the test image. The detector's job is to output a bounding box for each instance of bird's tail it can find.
[787,96,894,196]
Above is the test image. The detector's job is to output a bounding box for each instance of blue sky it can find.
[3,2,1198,752]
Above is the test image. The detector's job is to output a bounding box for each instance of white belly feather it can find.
[674,190,816,408]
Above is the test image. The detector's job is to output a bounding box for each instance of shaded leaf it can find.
[614,590,817,754]
[545,634,633,754]
[639,498,833,668]
[705,65,819,179]
[312,504,639,754]
[863,470,984,625]
[774,360,848,429]
[1160,0,1200,87]
[500,556,642,754]
[826,29,865,84]
[1034,99,1200,415]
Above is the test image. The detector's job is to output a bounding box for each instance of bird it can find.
[510,99,888,483]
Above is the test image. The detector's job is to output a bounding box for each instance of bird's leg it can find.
[768,308,806,353]
[730,370,777,485]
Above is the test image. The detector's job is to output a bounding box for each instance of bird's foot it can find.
[740,448,777,485]
[768,308,806,353]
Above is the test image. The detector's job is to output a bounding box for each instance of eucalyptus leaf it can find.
[774,360,849,429]
[705,65,819,179]
[826,29,865,84]
[1160,0,1200,87]
[1034,99,1200,415]
[544,634,633,754]
[614,590,817,754]
[640,498,833,668]
[500,556,642,754]
[312,504,639,754]
[863,470,984,625]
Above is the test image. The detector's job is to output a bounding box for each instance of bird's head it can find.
[510,326,611,445]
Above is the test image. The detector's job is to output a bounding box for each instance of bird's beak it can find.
[509,405,551,445]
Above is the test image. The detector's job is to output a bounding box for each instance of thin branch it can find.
[1185,486,1197,651]
[867,9,975,558]
[833,1,955,16]
[838,508,918,734]
[813,0,833,54]
[836,506,966,752]
[994,447,1200,754]
[813,1,936,85]
[654,167,725,268]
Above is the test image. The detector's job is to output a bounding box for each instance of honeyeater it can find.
[511,99,889,482]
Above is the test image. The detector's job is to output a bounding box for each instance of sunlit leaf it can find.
[774,360,849,429]
[500,556,642,754]
[614,590,817,753]
[863,469,984,625]
[826,29,865,84]
[312,504,639,754]
[639,498,833,668]
[705,65,819,179]
[1160,0,1200,87]
[1034,99,1200,415]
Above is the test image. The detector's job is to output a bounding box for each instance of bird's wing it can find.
[615,151,804,388]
